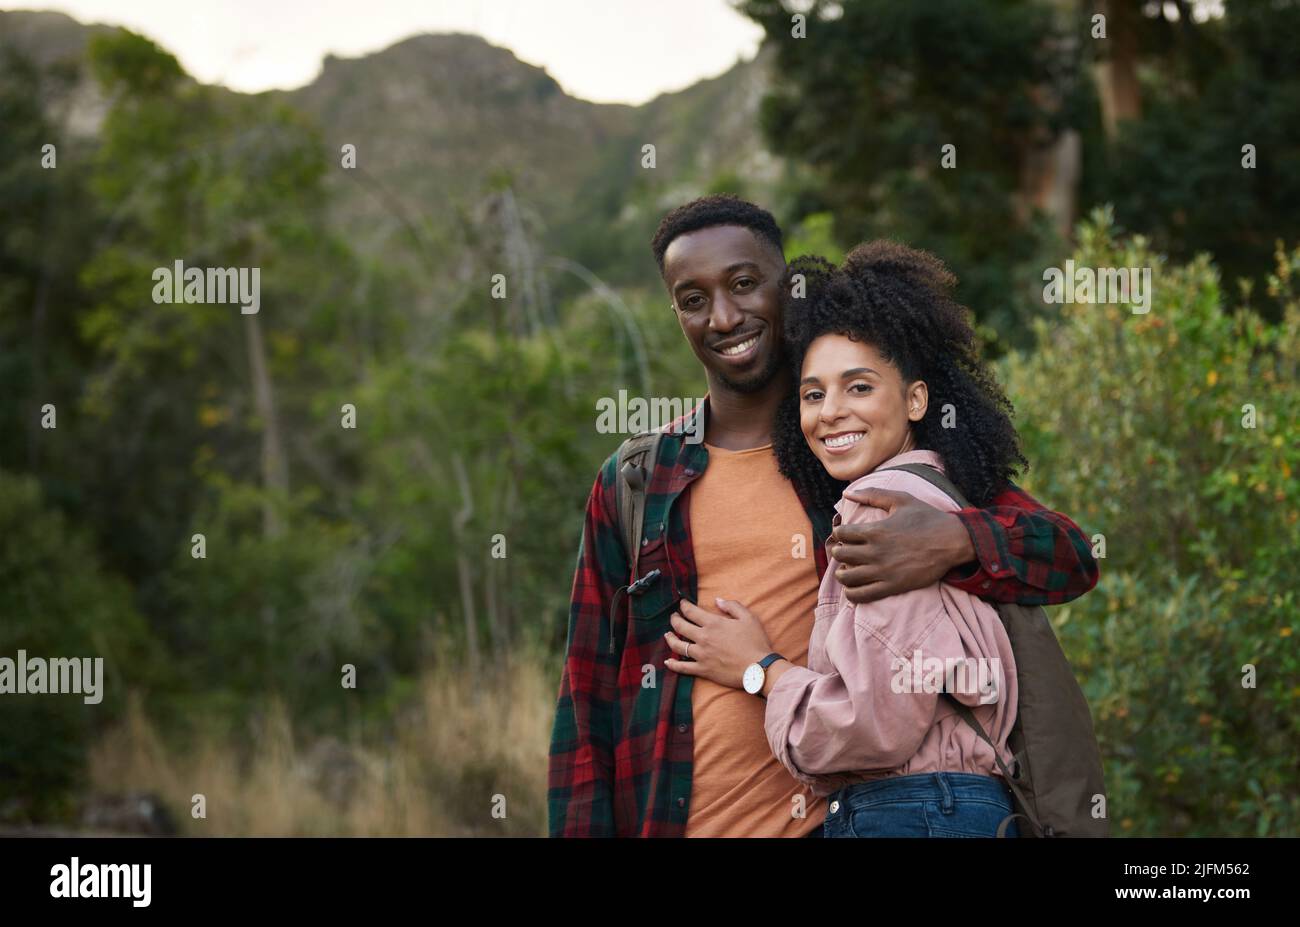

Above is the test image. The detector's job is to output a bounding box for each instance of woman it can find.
[664,241,1024,837]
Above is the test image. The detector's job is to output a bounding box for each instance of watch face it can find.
[743,663,764,695]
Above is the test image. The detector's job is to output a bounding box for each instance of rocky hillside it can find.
[1,9,779,287]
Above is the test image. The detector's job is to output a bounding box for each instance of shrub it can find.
[0,472,161,821]
[1002,209,1299,835]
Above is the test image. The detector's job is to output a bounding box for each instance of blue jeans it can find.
[822,772,1019,838]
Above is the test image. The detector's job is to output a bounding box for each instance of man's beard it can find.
[714,342,786,394]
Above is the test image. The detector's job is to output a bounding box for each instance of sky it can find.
[9,0,766,104]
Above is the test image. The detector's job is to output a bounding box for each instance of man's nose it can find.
[708,292,745,332]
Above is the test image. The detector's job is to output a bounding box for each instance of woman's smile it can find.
[819,430,867,454]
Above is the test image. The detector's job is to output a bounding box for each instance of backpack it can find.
[883,462,1110,838]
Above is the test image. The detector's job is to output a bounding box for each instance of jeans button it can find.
[830,800,840,814]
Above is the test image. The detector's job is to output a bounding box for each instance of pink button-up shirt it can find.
[764,450,1018,797]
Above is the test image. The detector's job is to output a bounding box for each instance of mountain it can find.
[1,10,779,288]
[0,9,117,140]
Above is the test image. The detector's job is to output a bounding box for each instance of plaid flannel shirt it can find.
[547,399,1098,837]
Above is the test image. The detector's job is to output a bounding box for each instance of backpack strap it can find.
[616,431,665,581]
[606,431,666,653]
[942,695,1045,838]
[880,461,971,507]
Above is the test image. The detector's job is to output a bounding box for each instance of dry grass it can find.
[86,646,555,836]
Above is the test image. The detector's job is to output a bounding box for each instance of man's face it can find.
[662,225,786,394]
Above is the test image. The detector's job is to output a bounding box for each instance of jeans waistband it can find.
[830,772,1012,808]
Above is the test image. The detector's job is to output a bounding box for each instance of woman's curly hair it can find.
[772,241,1026,510]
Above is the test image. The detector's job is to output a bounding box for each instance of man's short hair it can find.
[650,194,784,274]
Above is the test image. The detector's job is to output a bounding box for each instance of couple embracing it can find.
[547,195,1099,838]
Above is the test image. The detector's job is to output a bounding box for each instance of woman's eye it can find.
[850,382,873,394]
[802,390,823,402]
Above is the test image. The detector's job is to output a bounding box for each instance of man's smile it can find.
[710,329,763,364]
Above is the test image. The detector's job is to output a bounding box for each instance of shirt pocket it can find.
[628,534,678,629]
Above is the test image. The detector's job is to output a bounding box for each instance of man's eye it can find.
[682,295,704,310]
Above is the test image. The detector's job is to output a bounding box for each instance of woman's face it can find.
[798,334,928,482]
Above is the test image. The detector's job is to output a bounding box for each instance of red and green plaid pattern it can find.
[547,400,1098,837]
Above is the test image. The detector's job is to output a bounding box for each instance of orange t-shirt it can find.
[684,442,826,837]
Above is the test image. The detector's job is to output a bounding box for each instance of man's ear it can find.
[906,380,928,422]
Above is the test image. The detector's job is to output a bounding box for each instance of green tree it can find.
[739,0,1070,344]
[1097,0,1300,319]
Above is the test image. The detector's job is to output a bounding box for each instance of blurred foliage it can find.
[0,472,163,821]
[1,6,1297,835]
[1003,210,1299,835]
[739,0,1069,346]
[783,212,844,265]
[1100,0,1300,321]
[739,0,1300,343]
[0,28,701,826]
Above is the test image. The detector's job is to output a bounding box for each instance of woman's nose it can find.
[820,391,847,422]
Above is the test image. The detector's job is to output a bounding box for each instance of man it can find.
[547,194,1097,837]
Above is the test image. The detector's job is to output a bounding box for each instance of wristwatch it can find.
[743,652,785,697]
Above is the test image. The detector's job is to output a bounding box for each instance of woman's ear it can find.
[906,380,928,422]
